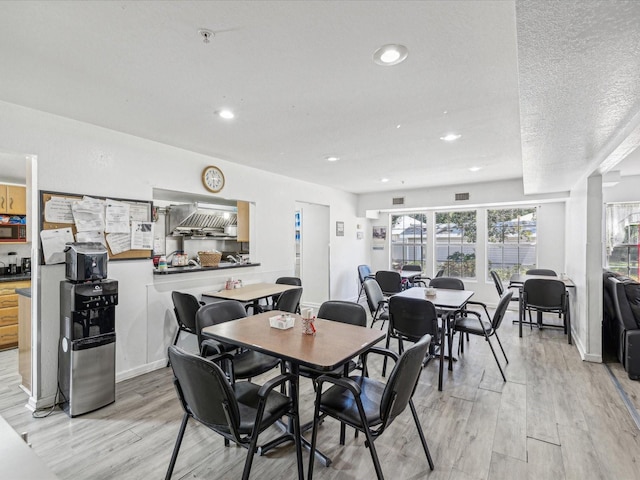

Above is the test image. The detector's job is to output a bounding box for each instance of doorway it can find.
[294,202,330,307]
[0,151,36,402]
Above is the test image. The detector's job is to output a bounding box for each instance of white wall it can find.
[0,100,362,406]
[603,174,640,203]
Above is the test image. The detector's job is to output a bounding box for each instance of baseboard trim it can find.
[116,360,166,383]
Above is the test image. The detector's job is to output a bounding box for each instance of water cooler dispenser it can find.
[59,242,118,417]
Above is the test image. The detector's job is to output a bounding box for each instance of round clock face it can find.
[202,166,225,193]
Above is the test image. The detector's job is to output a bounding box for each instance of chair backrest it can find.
[172,291,201,331]
[376,270,403,295]
[523,278,565,309]
[275,287,303,313]
[363,278,385,315]
[380,334,432,426]
[388,296,438,342]
[168,345,240,432]
[608,277,640,330]
[195,300,247,351]
[429,276,465,290]
[526,268,557,276]
[358,265,372,283]
[491,291,513,331]
[276,276,302,287]
[402,264,421,271]
[317,300,367,327]
[435,268,445,278]
[490,271,505,296]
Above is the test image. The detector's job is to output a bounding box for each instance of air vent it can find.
[455,192,470,201]
[392,197,405,205]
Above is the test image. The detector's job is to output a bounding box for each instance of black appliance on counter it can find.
[59,242,118,417]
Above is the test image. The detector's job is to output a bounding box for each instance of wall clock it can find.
[202,165,225,193]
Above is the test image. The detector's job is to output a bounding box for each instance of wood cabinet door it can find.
[0,185,6,213]
[237,200,250,243]
[7,185,26,215]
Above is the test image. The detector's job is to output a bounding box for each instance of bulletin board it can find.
[39,190,154,264]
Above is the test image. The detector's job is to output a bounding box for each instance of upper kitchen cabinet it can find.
[0,185,26,215]
[237,201,249,243]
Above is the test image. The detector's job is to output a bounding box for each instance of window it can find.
[487,208,537,279]
[435,210,476,278]
[606,202,639,281]
[390,214,427,270]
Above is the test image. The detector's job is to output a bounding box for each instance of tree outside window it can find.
[606,203,640,281]
[487,208,537,280]
[435,211,476,278]
[390,213,427,270]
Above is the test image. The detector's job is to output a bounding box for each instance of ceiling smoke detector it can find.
[198,29,214,44]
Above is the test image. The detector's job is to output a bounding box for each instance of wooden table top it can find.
[202,282,301,302]
[509,274,575,288]
[201,311,386,371]
[394,286,474,309]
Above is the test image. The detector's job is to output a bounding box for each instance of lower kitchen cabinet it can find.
[0,280,30,350]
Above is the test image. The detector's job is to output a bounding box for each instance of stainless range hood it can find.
[168,202,237,236]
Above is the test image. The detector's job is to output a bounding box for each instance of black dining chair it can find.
[363,278,389,329]
[375,270,404,296]
[490,270,519,324]
[307,334,434,480]
[526,268,557,276]
[452,291,512,381]
[168,291,204,366]
[385,295,444,390]
[165,346,303,480]
[195,300,281,382]
[358,265,375,299]
[520,278,571,344]
[402,264,428,287]
[268,277,302,311]
[299,300,368,404]
[260,286,303,314]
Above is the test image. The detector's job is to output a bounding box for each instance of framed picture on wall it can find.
[373,225,386,241]
[336,221,345,236]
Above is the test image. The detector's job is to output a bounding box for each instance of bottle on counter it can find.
[158,256,168,272]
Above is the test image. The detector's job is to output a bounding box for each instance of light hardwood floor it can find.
[1,307,639,480]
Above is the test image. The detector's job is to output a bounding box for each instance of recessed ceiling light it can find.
[440,133,462,142]
[469,166,482,172]
[325,156,340,162]
[218,109,235,120]
[373,44,408,66]
[381,178,390,183]
[396,124,401,129]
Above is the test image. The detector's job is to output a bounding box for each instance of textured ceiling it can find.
[0,1,638,195]
[517,0,640,194]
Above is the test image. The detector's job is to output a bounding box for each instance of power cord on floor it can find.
[31,384,61,418]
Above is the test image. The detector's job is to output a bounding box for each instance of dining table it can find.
[393,286,475,390]
[202,282,300,312]
[201,310,386,467]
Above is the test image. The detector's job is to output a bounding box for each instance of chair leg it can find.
[307,389,324,480]
[241,432,259,480]
[409,399,434,470]
[340,422,346,445]
[493,331,508,363]
[165,413,189,480]
[485,335,506,382]
[363,425,384,480]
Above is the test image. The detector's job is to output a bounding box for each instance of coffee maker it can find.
[21,257,30,274]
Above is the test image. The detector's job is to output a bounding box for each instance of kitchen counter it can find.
[0,273,31,283]
[153,262,260,275]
